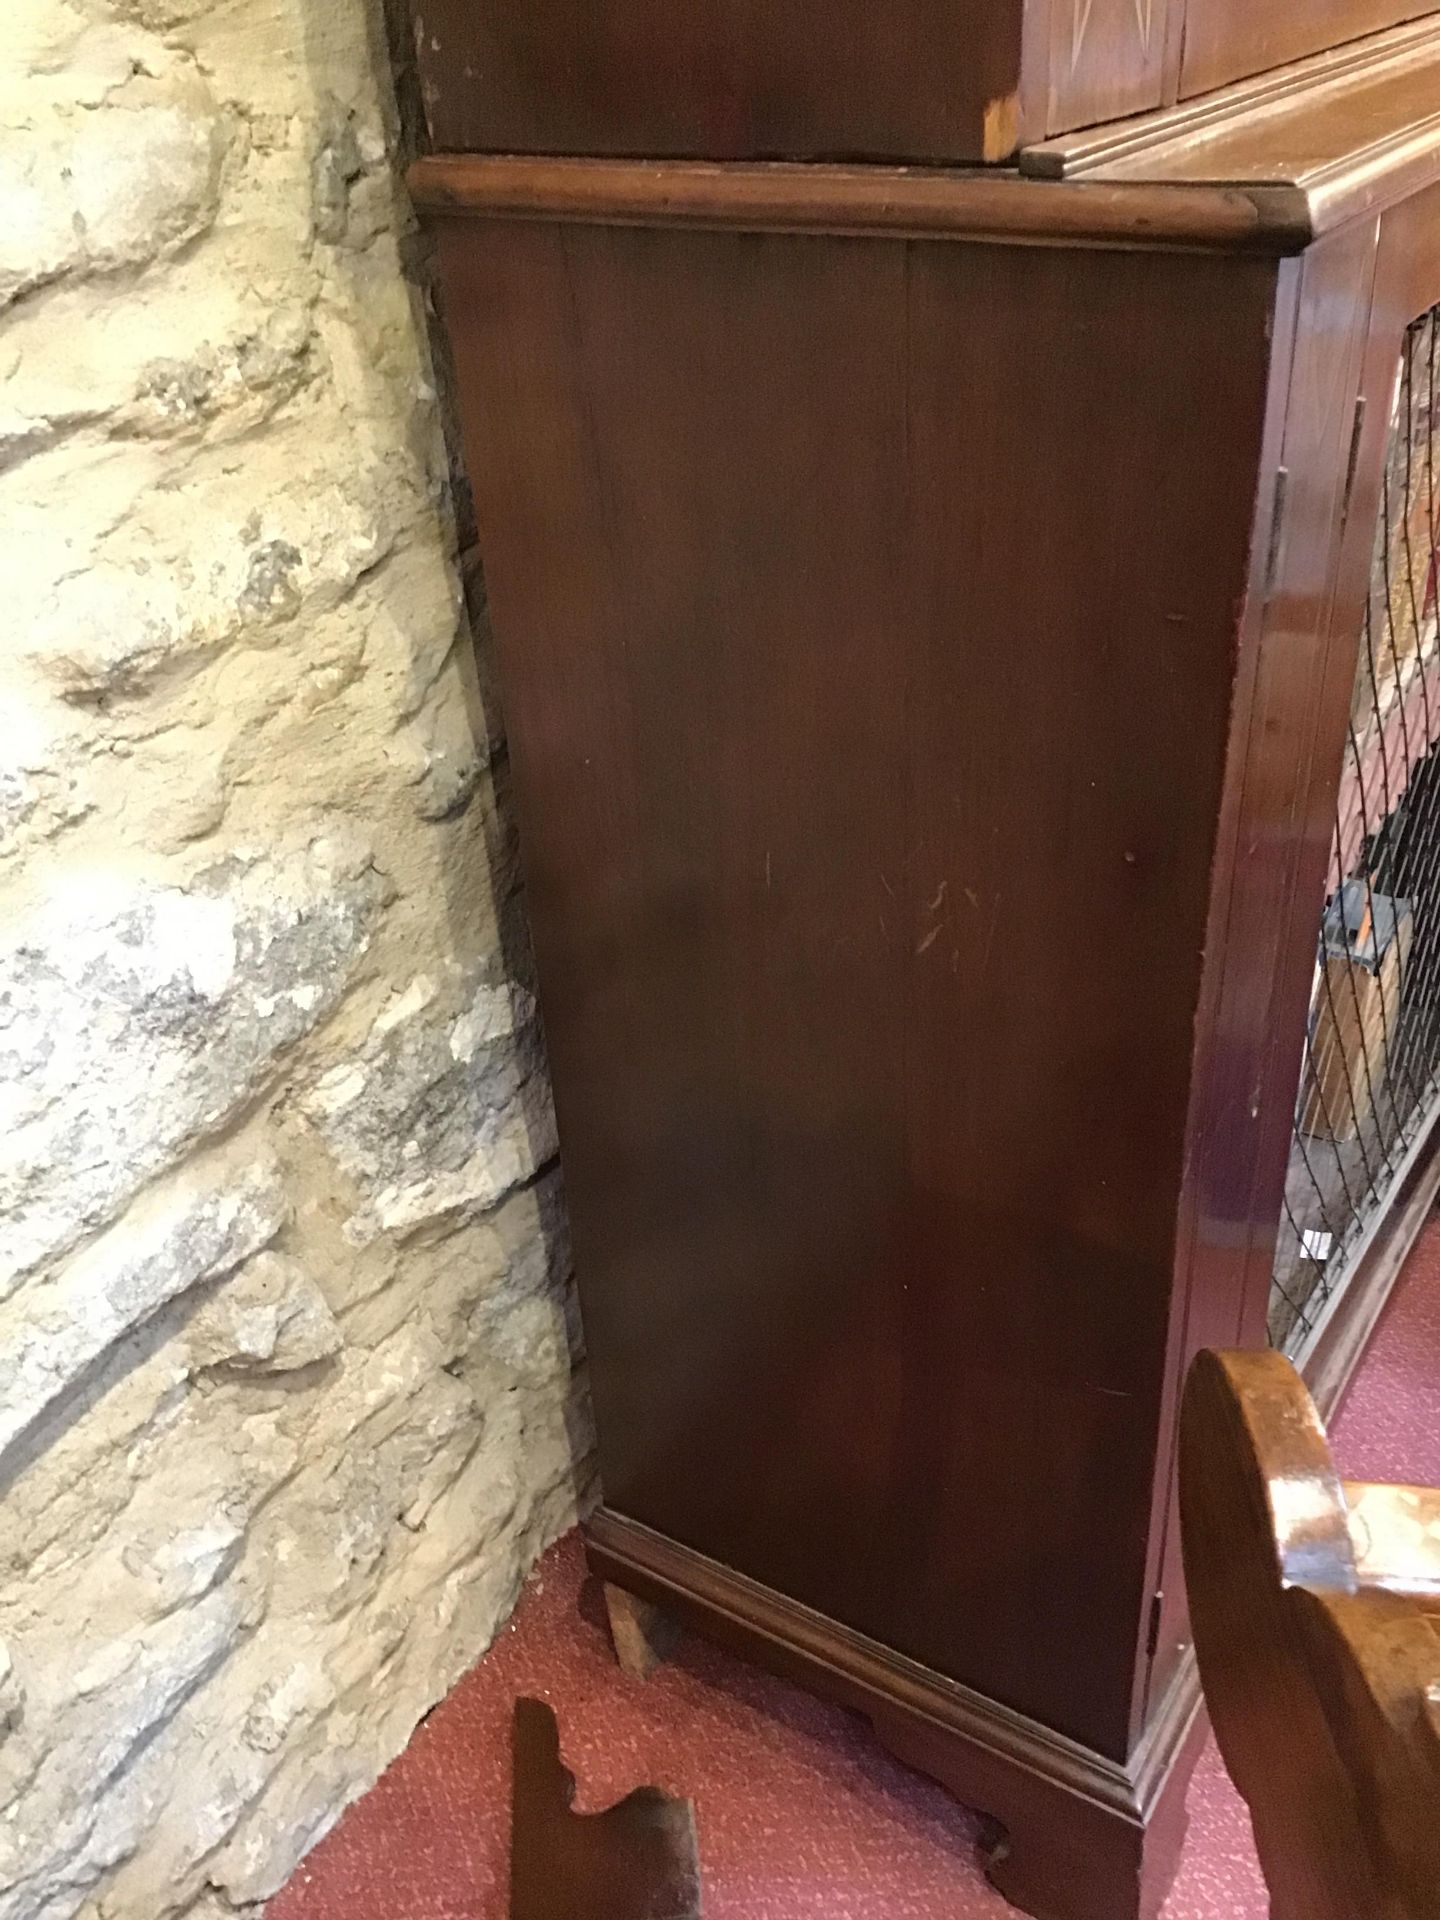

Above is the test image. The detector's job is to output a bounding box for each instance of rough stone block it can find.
[185,1251,342,1375]
[0,1,589,1914]
[0,50,225,309]
[0,831,388,1290]
[301,967,559,1243]
[0,1153,287,1460]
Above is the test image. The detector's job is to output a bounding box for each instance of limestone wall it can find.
[0,4,593,1915]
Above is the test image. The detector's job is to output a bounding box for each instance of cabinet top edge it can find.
[408,153,1310,256]
[1025,13,1440,235]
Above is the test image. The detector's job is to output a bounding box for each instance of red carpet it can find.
[272,1223,1440,1920]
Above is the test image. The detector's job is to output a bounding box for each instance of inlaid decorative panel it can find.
[1048,0,1166,135]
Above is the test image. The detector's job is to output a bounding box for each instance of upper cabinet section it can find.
[407,0,1152,162]
[408,0,1440,164]
[1179,0,1439,98]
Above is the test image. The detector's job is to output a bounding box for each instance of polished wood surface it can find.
[1180,0,1440,102]
[435,210,1280,1761]
[1345,1479,1440,1588]
[510,1698,702,1920]
[587,1509,1206,1920]
[1216,220,1382,1357]
[1268,182,1440,1416]
[1025,14,1440,238]
[411,0,1031,162]
[1126,181,1440,1726]
[408,153,1310,254]
[1024,17,1440,174]
[1180,1350,1440,1920]
[409,0,1176,166]
[410,0,1440,167]
[411,17,1440,255]
[415,22,1440,1918]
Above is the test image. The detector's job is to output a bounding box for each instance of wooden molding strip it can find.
[585,1505,1204,1822]
[1024,13,1440,180]
[1302,115,1440,235]
[409,153,1311,255]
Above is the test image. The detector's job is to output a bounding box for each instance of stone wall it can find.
[0,4,594,1916]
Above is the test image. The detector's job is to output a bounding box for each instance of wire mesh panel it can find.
[1271,306,1440,1352]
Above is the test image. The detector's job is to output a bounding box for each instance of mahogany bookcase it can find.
[408,13,1440,1917]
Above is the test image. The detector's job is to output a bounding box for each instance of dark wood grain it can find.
[410,0,1030,163]
[1025,16,1440,179]
[510,1698,701,1920]
[1180,1350,1440,1920]
[1029,15,1440,174]
[435,211,1280,1760]
[587,1508,1206,1920]
[1277,177,1440,1414]
[1134,181,1440,1726]
[1208,225,1380,1357]
[407,0,1440,165]
[1232,210,1405,1350]
[416,29,1440,1920]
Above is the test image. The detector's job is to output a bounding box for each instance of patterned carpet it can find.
[272,1219,1440,1919]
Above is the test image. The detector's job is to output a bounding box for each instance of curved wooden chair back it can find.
[1179,1349,1440,1920]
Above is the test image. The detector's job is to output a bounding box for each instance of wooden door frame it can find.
[1287,180,1440,1403]
[1146,182,1440,1745]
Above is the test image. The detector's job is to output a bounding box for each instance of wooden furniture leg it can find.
[604,1581,680,1679]
[873,1703,1200,1920]
[590,1517,1206,1920]
[510,1697,702,1919]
